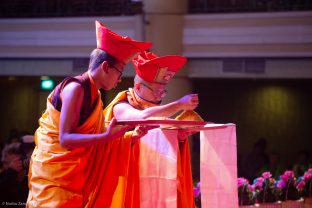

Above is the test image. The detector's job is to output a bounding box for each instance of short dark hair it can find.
[88,48,119,71]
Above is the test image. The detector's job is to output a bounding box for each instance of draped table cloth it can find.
[136,121,238,208]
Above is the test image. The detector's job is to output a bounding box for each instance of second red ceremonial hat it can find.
[133,51,187,84]
[95,20,152,64]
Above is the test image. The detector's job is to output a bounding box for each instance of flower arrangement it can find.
[297,168,312,198]
[252,172,278,203]
[238,177,255,205]
[275,170,300,201]
[194,168,312,207]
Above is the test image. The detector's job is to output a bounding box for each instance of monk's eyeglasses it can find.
[110,64,123,80]
[140,82,167,98]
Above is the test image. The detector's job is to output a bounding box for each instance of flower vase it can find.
[304,197,312,208]
[281,199,304,208]
[257,202,282,208]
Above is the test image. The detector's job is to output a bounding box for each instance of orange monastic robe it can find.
[27,88,132,207]
[176,133,195,208]
[103,90,138,208]
[105,89,195,208]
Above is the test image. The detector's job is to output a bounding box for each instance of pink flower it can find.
[262,172,272,179]
[308,168,312,174]
[277,180,286,189]
[238,177,249,188]
[304,172,312,181]
[194,187,200,197]
[281,171,294,182]
[248,184,254,192]
[252,177,264,190]
[194,181,201,198]
[297,180,306,191]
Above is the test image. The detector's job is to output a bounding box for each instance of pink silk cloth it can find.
[139,129,179,208]
[200,124,238,208]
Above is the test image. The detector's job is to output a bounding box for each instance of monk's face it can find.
[138,82,167,103]
[105,61,125,89]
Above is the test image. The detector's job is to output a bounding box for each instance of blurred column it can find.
[142,0,193,104]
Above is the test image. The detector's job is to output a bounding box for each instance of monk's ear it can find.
[101,61,109,73]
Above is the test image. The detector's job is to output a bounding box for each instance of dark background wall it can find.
[0,76,133,142]
[0,77,41,140]
[191,78,312,179]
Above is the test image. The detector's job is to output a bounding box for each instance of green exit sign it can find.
[41,79,54,90]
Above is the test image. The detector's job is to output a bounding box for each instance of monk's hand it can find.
[106,118,132,140]
[178,94,199,111]
[131,125,159,144]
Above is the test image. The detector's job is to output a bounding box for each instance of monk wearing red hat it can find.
[27,20,152,208]
[104,51,201,207]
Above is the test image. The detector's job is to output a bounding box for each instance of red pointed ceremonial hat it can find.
[132,51,187,84]
[96,20,152,64]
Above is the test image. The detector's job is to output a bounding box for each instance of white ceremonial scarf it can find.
[200,124,238,208]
